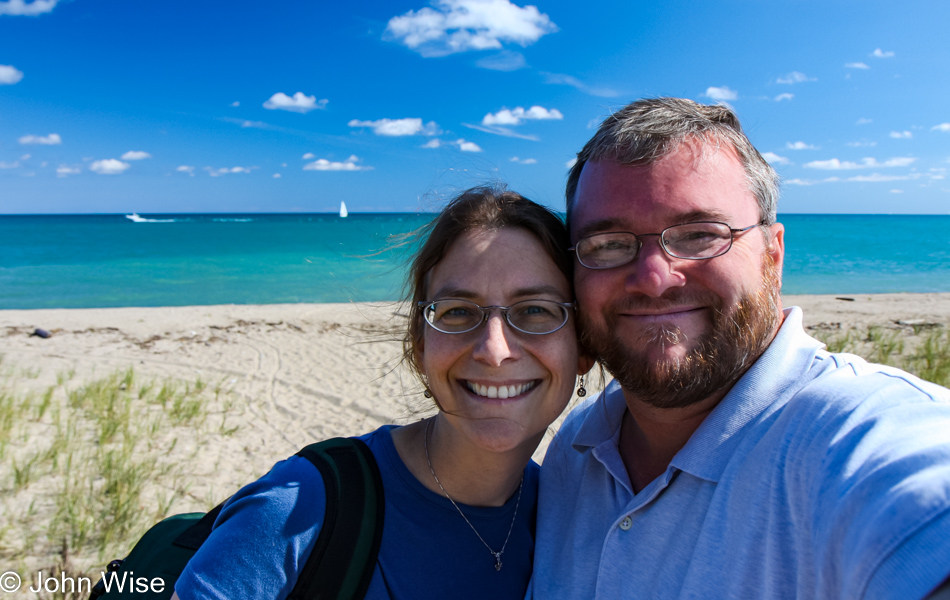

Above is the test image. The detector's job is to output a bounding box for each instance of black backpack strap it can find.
[288,437,385,600]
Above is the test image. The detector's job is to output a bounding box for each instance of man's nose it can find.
[471,313,519,366]
[623,237,687,298]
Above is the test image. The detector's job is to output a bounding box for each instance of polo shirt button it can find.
[619,516,632,531]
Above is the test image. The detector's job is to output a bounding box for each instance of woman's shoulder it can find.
[176,430,392,600]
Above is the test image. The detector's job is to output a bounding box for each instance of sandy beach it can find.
[3,293,950,465]
[2,293,949,585]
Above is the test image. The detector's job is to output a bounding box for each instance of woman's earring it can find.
[422,376,432,398]
[576,376,587,397]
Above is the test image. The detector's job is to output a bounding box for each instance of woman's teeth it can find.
[466,381,536,399]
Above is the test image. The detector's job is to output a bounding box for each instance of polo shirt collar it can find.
[569,307,825,484]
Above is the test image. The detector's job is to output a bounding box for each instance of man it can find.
[533,98,950,599]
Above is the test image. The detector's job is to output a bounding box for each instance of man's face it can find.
[571,142,785,409]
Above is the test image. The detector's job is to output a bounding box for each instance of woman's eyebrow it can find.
[510,285,567,299]
[428,286,477,300]
[427,285,567,302]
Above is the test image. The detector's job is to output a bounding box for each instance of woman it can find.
[172,186,592,599]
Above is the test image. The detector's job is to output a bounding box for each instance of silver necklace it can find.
[424,418,524,572]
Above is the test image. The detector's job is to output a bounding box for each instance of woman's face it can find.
[417,226,587,454]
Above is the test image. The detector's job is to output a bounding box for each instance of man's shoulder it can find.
[798,348,950,407]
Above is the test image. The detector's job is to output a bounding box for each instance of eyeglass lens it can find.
[576,222,736,268]
[423,299,569,334]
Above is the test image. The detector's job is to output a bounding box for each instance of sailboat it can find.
[339,201,348,218]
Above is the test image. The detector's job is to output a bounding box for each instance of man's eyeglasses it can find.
[570,221,765,270]
[418,299,574,335]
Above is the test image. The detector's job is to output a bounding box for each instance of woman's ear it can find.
[577,353,595,376]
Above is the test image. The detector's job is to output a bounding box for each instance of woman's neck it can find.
[391,416,534,507]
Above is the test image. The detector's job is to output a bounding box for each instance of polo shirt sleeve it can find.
[800,365,950,600]
[175,455,327,600]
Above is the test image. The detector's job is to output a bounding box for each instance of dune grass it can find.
[0,361,239,599]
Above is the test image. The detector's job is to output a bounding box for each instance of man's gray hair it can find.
[566,97,780,226]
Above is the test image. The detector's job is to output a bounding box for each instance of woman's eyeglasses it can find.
[419,298,574,335]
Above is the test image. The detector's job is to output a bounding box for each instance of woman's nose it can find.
[471,313,519,366]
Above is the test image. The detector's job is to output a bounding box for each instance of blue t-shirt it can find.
[177,425,539,600]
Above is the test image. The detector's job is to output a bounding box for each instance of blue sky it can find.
[1,0,948,214]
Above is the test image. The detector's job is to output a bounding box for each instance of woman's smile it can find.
[463,379,540,400]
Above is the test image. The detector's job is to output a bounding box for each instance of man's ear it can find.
[767,222,785,279]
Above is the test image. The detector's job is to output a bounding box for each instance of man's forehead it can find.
[570,147,755,237]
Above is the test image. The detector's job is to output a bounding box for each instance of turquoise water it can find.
[1,213,948,309]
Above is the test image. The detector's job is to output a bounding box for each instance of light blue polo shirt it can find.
[533,308,950,600]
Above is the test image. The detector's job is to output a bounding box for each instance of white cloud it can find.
[421,137,482,152]
[121,150,151,161]
[303,155,371,171]
[890,189,903,193]
[262,92,328,113]
[230,101,240,107]
[540,72,618,98]
[0,64,24,84]
[845,62,870,69]
[932,123,950,133]
[856,118,873,125]
[0,0,59,16]
[0,160,20,169]
[19,133,61,145]
[90,159,131,175]
[238,120,270,129]
[509,156,536,164]
[176,165,195,176]
[56,165,80,177]
[383,0,558,58]
[774,93,794,102]
[348,118,441,136]
[475,50,527,71]
[273,173,281,178]
[703,86,738,102]
[462,122,538,140]
[566,158,577,169]
[871,48,895,58]
[786,141,818,150]
[889,130,912,139]
[482,105,563,126]
[457,139,482,152]
[302,152,315,159]
[761,152,789,165]
[205,166,253,177]
[776,71,815,84]
[846,141,877,147]
[803,156,916,170]
[847,173,916,183]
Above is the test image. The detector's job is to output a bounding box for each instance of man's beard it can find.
[579,258,781,410]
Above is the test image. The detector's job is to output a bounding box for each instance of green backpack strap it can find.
[89,437,384,600]
[288,437,385,600]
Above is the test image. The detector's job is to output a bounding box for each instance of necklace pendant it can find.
[494,553,502,571]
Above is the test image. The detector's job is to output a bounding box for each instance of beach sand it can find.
[1,293,948,583]
[3,293,949,466]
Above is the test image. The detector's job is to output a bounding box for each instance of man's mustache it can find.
[593,290,724,317]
